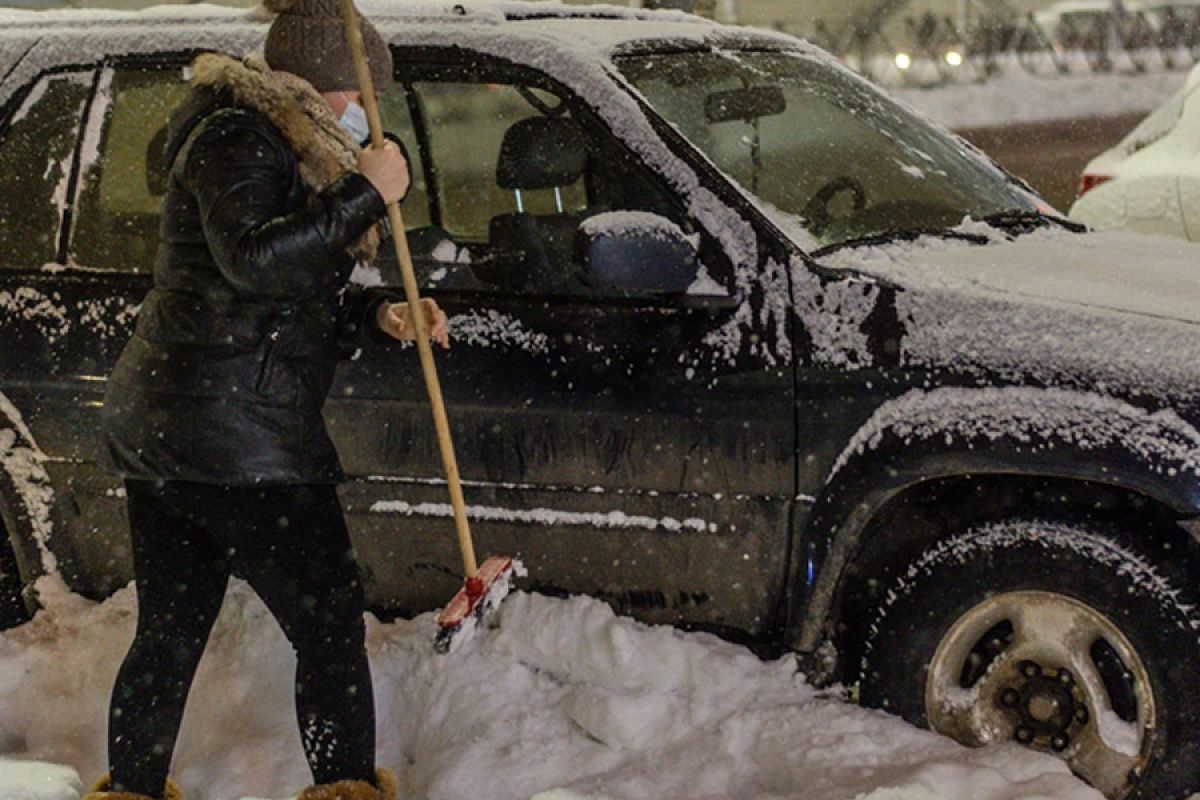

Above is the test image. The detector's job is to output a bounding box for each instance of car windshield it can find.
[614,49,1041,248]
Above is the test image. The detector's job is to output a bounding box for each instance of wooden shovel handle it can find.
[338,0,478,579]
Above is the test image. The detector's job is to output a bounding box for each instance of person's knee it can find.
[130,586,222,652]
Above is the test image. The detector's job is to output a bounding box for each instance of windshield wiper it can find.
[810,209,1087,259]
[976,208,1085,234]
[812,226,992,258]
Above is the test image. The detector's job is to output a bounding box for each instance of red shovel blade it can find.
[434,555,516,654]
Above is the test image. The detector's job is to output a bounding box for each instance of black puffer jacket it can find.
[102,64,389,485]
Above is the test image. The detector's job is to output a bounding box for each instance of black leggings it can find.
[108,480,376,795]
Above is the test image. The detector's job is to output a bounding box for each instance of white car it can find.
[1070,62,1200,238]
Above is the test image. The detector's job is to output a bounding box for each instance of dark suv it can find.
[1,4,1198,797]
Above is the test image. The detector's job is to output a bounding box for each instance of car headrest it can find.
[497,117,587,191]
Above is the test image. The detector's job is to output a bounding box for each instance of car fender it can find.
[0,391,66,605]
[787,385,1200,652]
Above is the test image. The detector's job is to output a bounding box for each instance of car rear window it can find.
[70,65,190,272]
[0,71,93,269]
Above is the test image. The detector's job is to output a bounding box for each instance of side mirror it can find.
[578,212,699,293]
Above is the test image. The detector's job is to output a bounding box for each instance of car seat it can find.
[487,116,600,293]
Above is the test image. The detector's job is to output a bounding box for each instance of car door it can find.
[62,58,196,595]
[0,64,97,591]
[0,55,192,597]
[328,56,796,637]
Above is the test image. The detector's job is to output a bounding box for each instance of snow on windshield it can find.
[615,48,1038,248]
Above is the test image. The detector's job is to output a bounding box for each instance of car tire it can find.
[0,527,29,630]
[858,517,1200,800]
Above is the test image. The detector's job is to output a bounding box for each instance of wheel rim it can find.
[924,590,1155,798]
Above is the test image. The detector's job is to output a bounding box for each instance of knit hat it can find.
[262,0,393,93]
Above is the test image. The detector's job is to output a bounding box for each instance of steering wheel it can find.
[802,176,868,237]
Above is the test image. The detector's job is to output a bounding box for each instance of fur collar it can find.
[191,52,380,262]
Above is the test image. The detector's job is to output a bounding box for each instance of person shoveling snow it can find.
[0,579,1102,800]
[90,0,457,796]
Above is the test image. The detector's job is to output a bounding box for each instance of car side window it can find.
[0,71,94,269]
[416,82,588,241]
[71,64,190,273]
[399,76,688,298]
[376,83,432,232]
[363,82,437,286]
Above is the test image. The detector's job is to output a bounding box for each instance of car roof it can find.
[0,0,788,53]
[0,1,802,105]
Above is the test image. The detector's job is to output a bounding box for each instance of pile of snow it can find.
[0,761,79,800]
[0,580,1102,800]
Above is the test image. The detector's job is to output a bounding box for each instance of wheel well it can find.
[829,474,1199,684]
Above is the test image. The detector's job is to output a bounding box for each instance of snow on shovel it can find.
[338,0,518,654]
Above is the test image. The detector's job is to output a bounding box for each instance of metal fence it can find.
[778,5,1200,87]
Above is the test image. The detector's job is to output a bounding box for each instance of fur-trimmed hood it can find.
[187,52,380,262]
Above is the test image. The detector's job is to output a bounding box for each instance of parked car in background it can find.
[1071,61,1200,238]
[1033,0,1156,52]
[3,3,1200,797]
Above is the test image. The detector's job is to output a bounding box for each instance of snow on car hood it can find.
[814,228,1200,403]
[890,229,1200,324]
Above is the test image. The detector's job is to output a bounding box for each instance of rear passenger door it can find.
[0,66,95,590]
[329,57,795,637]
[0,57,191,597]
[62,59,192,594]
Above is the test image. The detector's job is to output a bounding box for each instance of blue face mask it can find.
[338,100,371,144]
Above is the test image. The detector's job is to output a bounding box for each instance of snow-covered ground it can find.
[897,68,1188,130]
[0,579,1101,800]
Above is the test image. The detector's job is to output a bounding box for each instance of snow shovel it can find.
[338,0,517,654]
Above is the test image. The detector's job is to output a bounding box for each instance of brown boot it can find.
[82,774,184,800]
[296,768,397,800]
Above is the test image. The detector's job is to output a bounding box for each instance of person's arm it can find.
[336,285,449,353]
[336,284,397,352]
[183,109,386,300]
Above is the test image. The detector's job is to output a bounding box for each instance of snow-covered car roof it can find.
[0,0,802,110]
[0,0,791,54]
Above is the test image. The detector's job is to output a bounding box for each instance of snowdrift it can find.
[0,581,1100,799]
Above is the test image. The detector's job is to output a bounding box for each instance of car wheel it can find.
[858,518,1200,800]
